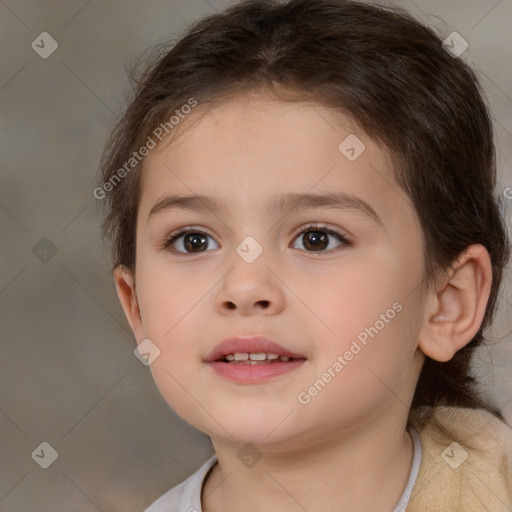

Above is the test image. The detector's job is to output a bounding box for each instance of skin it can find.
[114,91,492,512]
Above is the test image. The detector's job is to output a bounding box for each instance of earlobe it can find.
[417,244,492,363]
[113,265,144,340]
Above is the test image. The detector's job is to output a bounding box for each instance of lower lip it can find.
[206,359,307,383]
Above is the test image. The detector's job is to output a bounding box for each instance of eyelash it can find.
[162,223,351,256]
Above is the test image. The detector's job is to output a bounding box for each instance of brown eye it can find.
[299,230,330,251]
[291,224,350,253]
[164,230,219,254]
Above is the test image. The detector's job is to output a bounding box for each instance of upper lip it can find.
[204,336,307,362]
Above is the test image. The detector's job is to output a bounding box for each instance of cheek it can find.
[308,247,421,380]
[134,259,212,395]
[135,262,210,421]
[299,249,399,338]
[136,257,206,337]
[297,299,421,429]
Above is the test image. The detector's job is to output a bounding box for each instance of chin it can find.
[210,412,302,446]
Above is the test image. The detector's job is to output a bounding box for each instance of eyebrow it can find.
[147,192,382,226]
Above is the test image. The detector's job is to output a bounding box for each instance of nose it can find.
[214,257,286,316]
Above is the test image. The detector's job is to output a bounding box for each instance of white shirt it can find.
[145,425,422,512]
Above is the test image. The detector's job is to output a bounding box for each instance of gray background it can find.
[1,1,511,511]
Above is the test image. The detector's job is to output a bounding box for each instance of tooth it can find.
[267,353,279,359]
[234,352,249,361]
[279,356,290,362]
[225,354,235,360]
[249,353,267,361]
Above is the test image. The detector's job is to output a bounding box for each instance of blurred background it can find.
[1,0,511,510]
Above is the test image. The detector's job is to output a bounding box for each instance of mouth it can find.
[217,352,302,364]
[204,336,307,383]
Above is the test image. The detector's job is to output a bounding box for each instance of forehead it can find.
[139,94,412,229]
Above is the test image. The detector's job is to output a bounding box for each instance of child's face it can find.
[118,92,429,448]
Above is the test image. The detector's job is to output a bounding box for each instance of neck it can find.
[202,412,414,512]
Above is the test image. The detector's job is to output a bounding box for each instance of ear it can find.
[113,265,145,344]
[418,244,492,362]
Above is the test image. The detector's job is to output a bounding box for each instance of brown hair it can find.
[97,0,511,442]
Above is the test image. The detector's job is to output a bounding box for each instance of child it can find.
[96,0,512,510]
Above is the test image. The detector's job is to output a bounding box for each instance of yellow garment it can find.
[407,406,512,511]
